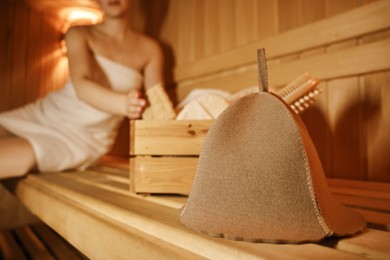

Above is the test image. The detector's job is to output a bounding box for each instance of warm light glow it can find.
[59,7,103,32]
[68,10,101,24]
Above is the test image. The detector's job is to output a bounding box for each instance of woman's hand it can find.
[127,90,146,119]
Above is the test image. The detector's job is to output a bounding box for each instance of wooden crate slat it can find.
[131,157,197,194]
[131,120,213,155]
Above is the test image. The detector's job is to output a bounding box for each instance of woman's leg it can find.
[0,124,13,137]
[0,137,36,179]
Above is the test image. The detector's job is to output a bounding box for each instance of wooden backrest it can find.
[172,1,390,182]
[174,0,390,101]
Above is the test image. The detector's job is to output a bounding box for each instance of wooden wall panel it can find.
[300,82,331,177]
[278,0,300,33]
[0,3,13,111]
[152,0,378,70]
[255,0,278,40]
[363,72,390,182]
[10,6,30,108]
[26,10,43,102]
[327,77,364,179]
[0,2,68,113]
[147,0,388,182]
[218,0,235,52]
[234,0,257,46]
[301,0,326,25]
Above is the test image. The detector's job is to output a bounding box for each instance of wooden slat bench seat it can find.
[0,223,86,259]
[4,160,389,259]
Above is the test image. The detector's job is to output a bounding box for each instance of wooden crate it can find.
[129,120,213,194]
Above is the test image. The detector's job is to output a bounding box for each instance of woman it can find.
[0,0,164,179]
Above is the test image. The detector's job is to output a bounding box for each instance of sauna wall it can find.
[140,0,389,182]
[0,1,68,112]
[150,0,376,67]
[1,1,388,182]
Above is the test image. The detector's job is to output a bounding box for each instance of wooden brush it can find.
[276,73,321,114]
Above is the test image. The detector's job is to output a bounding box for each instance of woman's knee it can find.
[0,125,14,137]
[0,137,36,179]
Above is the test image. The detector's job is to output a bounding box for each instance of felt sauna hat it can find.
[179,49,366,243]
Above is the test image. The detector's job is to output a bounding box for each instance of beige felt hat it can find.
[179,49,366,243]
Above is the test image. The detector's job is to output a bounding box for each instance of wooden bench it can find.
[3,2,390,259]
[4,159,390,259]
[0,223,86,259]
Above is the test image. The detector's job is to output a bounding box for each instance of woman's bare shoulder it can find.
[65,25,94,40]
[137,34,162,55]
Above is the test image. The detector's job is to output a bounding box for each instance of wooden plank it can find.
[254,0,278,40]
[14,226,55,260]
[335,229,390,260]
[175,0,191,65]
[334,194,390,212]
[327,77,364,179]
[57,171,186,210]
[234,0,256,46]
[25,9,43,103]
[328,178,390,192]
[88,170,188,209]
[0,230,27,260]
[357,210,390,232]
[277,0,300,33]
[131,120,213,155]
[131,157,197,194]
[329,187,390,200]
[0,2,13,112]
[300,82,331,176]
[10,5,29,108]
[14,177,202,260]
[203,0,219,57]
[218,0,235,52]
[83,169,128,184]
[300,0,326,26]
[31,223,85,260]
[326,0,360,17]
[75,171,129,190]
[363,71,390,182]
[177,38,390,100]
[174,0,390,82]
[0,183,40,230]
[14,174,373,259]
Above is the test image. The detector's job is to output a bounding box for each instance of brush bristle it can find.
[277,73,321,114]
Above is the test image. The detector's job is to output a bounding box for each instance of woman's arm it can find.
[65,27,145,118]
[142,38,164,90]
